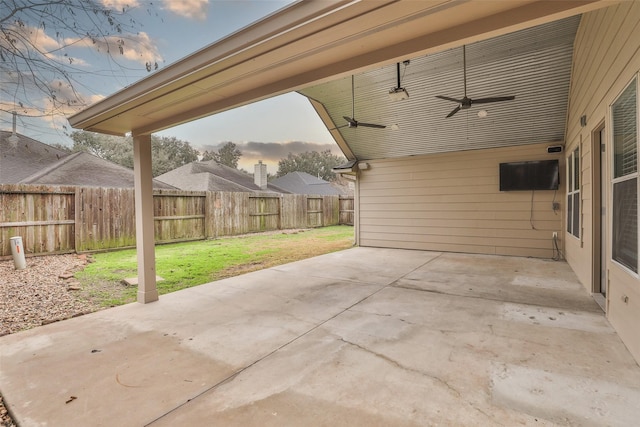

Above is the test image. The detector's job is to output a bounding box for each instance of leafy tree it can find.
[151,135,199,176]
[202,141,242,168]
[1,1,159,127]
[72,130,113,157]
[276,150,345,181]
[71,131,134,168]
[69,131,198,176]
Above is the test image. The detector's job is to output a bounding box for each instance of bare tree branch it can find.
[1,0,161,133]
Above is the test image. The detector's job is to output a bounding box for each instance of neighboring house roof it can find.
[0,131,69,183]
[156,160,288,193]
[270,172,343,195]
[19,151,174,189]
[0,131,173,188]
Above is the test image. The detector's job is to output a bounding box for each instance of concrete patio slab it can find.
[1,248,639,426]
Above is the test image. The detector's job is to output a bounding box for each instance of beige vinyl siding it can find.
[358,142,563,258]
[565,2,640,362]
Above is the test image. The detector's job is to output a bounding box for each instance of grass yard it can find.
[75,226,354,307]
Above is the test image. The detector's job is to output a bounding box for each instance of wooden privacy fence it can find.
[0,184,353,257]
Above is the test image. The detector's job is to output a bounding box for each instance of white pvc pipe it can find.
[10,236,27,270]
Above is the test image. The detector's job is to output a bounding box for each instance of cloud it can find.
[46,80,106,109]
[0,24,83,65]
[1,85,104,119]
[162,0,209,20]
[1,22,158,68]
[200,141,342,159]
[198,140,344,172]
[66,32,161,65]
[100,0,140,9]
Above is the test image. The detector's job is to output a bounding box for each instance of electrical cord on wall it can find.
[552,233,564,261]
[530,190,537,229]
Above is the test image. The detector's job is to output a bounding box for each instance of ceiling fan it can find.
[436,45,515,118]
[334,75,386,129]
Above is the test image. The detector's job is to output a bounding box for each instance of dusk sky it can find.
[0,0,340,173]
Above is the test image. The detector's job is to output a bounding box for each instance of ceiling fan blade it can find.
[358,122,386,129]
[446,105,461,118]
[341,76,385,129]
[436,95,462,103]
[343,116,357,126]
[472,96,516,104]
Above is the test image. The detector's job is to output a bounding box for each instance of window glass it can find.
[572,192,580,237]
[612,77,638,272]
[574,147,580,189]
[612,178,638,272]
[568,155,573,190]
[567,195,573,233]
[613,80,637,178]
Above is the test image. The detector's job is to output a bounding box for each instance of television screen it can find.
[499,160,559,191]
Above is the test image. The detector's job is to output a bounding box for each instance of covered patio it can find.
[1,247,639,425]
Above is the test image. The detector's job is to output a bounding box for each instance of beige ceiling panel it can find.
[299,15,581,161]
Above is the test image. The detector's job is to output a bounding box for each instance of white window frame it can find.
[567,147,580,238]
[610,76,639,276]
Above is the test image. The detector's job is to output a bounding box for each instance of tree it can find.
[276,150,345,181]
[71,131,134,168]
[202,141,242,168]
[151,135,199,176]
[70,131,198,176]
[1,1,159,129]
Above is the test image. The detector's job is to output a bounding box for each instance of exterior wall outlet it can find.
[552,232,558,238]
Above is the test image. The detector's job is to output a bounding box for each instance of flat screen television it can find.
[499,159,559,191]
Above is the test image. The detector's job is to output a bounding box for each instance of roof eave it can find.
[68,0,612,137]
[67,0,355,133]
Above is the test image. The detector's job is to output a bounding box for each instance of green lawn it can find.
[75,226,354,307]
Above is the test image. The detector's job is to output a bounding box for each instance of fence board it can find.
[1,184,353,257]
[280,194,307,229]
[0,184,75,256]
[76,187,138,252]
[154,191,206,243]
[323,195,340,226]
[249,195,280,232]
[212,192,251,237]
[339,196,354,225]
[307,197,323,227]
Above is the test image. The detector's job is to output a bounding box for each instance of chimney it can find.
[254,160,267,190]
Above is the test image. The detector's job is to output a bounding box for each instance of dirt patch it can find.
[0,254,102,336]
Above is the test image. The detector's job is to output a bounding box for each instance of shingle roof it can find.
[0,131,69,183]
[19,151,175,189]
[156,160,288,193]
[270,172,342,195]
[0,132,174,188]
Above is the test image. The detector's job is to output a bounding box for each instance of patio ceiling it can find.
[68,0,611,138]
[299,16,581,161]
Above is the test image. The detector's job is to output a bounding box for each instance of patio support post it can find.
[133,132,158,303]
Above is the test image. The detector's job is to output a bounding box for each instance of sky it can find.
[0,0,339,173]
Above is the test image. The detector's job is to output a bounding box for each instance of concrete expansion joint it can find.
[392,253,446,285]
[336,336,462,399]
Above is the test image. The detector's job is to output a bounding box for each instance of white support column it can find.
[133,133,158,303]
